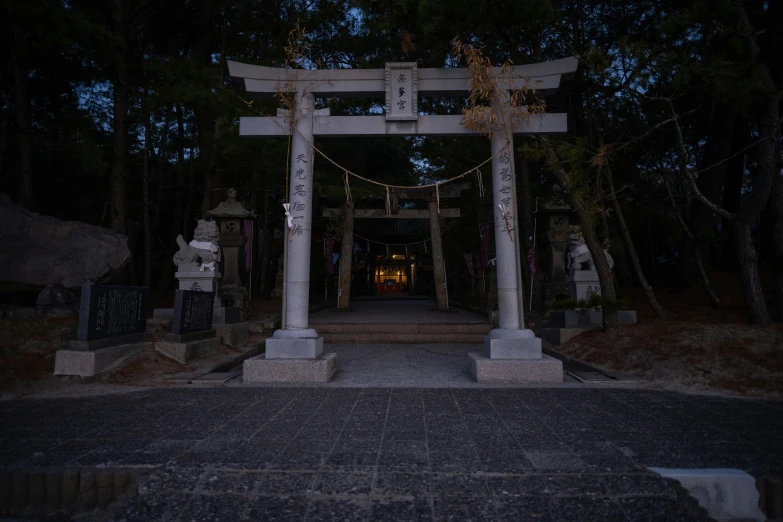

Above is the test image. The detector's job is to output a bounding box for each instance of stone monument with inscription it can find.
[155,290,221,364]
[54,285,152,377]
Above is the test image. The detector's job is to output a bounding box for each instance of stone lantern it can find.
[538,191,572,306]
[205,188,255,315]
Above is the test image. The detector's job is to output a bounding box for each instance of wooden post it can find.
[428,200,447,310]
[338,202,354,310]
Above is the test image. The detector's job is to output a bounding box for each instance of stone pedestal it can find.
[243,353,337,383]
[539,327,594,346]
[175,271,223,308]
[540,309,637,346]
[155,331,220,364]
[548,310,637,328]
[473,328,561,382]
[568,271,602,301]
[468,353,563,383]
[54,342,151,377]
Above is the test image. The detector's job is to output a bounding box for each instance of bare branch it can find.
[666,99,734,221]
[605,107,701,157]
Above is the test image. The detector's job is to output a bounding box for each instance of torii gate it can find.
[228,58,578,383]
[323,183,467,311]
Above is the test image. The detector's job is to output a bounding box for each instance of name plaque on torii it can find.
[385,62,418,121]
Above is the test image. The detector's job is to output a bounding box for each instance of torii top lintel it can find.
[227,58,578,137]
[226,58,578,98]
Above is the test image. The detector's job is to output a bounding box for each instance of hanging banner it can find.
[464,253,475,287]
[479,223,490,268]
[243,220,254,272]
[325,238,335,276]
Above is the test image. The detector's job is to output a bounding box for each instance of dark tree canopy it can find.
[1,0,780,323]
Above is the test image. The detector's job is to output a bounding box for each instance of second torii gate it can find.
[228,58,578,383]
[324,183,467,311]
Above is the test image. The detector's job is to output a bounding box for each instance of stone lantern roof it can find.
[540,187,571,213]
[205,188,256,219]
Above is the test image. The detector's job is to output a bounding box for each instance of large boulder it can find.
[0,194,131,289]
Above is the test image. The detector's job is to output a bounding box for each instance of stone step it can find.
[314,323,492,335]
[323,332,487,344]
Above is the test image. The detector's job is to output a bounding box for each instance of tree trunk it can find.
[11,59,33,209]
[0,117,7,182]
[198,3,225,215]
[734,221,771,323]
[142,87,152,287]
[173,103,187,237]
[604,165,666,318]
[769,170,783,321]
[156,105,182,295]
[731,2,779,324]
[260,186,270,298]
[110,0,128,235]
[720,117,748,269]
[197,110,216,214]
[249,170,261,295]
[542,140,619,330]
[152,107,171,234]
[184,156,196,241]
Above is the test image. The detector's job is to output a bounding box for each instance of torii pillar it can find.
[246,90,335,382]
[467,101,563,382]
[428,198,447,310]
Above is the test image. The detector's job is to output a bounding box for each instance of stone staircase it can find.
[316,322,492,344]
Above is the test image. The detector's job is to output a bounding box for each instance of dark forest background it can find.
[1,0,781,326]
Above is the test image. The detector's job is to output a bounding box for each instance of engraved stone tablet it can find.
[172,290,215,335]
[385,62,418,121]
[76,285,149,342]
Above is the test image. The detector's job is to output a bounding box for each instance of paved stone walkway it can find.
[2,388,782,521]
[319,344,505,387]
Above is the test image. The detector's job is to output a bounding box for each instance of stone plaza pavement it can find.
[2,387,782,521]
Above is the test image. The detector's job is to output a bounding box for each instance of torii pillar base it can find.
[468,329,562,383]
[244,329,334,383]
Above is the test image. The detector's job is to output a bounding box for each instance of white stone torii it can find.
[228,58,578,383]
